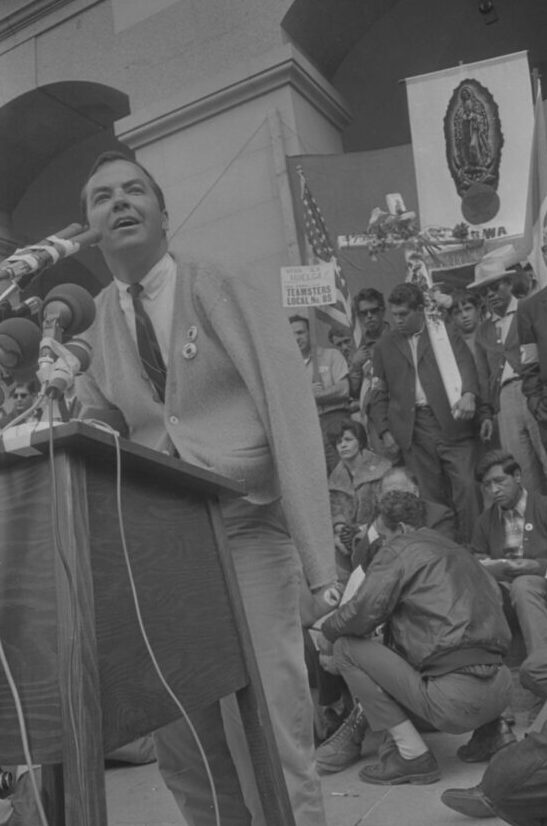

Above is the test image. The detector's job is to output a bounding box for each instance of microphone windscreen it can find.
[42,283,96,337]
[0,318,41,371]
[65,337,92,373]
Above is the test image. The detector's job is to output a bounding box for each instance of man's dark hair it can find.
[475,450,521,483]
[388,282,425,310]
[450,289,482,311]
[353,287,385,313]
[289,315,309,329]
[334,419,367,451]
[379,490,426,531]
[80,150,167,221]
[380,465,419,492]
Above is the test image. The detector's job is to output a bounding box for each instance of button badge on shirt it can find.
[183,326,199,359]
[182,342,197,360]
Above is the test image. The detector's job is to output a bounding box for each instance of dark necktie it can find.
[127,283,166,402]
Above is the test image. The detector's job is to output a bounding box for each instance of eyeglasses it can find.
[358,307,382,317]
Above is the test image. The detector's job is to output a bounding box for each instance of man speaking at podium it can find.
[74,151,336,826]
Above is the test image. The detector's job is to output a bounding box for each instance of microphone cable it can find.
[47,396,88,823]
[94,421,222,826]
[0,413,223,826]
[0,640,49,826]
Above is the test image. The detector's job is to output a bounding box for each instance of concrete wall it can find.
[115,44,349,295]
[1,2,350,300]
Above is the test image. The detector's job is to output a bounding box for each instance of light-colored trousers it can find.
[334,637,513,734]
[154,498,326,826]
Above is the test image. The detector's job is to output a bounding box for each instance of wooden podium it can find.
[0,421,296,826]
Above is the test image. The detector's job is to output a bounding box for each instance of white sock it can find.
[389,719,428,759]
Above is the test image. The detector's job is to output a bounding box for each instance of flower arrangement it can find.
[361,199,472,262]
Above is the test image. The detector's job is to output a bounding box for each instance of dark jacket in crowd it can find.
[518,285,547,420]
[471,491,547,562]
[322,527,510,676]
[369,325,482,451]
[474,313,521,413]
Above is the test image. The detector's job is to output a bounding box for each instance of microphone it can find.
[41,283,96,338]
[0,296,43,324]
[39,284,96,385]
[45,337,92,399]
[0,224,101,293]
[0,318,41,374]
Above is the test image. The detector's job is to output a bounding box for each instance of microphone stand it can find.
[38,316,70,424]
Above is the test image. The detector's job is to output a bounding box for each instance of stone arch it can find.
[2,81,130,290]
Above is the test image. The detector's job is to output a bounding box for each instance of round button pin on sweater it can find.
[187,325,198,342]
[182,342,197,359]
[524,523,533,531]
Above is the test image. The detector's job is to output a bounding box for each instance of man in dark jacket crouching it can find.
[317,491,513,785]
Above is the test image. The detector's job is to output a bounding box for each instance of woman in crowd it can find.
[328,420,391,583]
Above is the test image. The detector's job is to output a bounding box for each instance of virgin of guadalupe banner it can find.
[406,51,534,240]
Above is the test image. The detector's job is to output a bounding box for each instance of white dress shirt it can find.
[113,252,177,365]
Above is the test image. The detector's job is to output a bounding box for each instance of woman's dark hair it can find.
[379,490,426,531]
[475,450,521,483]
[334,419,367,451]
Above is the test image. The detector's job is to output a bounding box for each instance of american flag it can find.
[297,165,359,344]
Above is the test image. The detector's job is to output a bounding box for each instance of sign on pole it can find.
[280,262,336,308]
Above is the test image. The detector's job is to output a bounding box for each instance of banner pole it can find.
[309,310,320,383]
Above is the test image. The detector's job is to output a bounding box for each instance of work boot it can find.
[441,785,496,818]
[359,748,441,786]
[315,703,367,774]
[457,717,516,763]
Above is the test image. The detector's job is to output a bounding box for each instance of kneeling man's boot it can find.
[457,718,516,763]
[315,703,367,774]
[359,747,441,786]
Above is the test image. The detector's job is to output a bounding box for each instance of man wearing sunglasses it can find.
[349,289,391,456]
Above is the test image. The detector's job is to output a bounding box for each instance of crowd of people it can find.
[289,252,547,826]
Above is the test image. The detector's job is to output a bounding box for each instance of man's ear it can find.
[161,211,169,234]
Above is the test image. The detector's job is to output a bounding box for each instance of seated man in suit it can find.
[457,448,547,763]
[316,491,513,785]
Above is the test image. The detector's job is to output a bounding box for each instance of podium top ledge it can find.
[0,419,247,499]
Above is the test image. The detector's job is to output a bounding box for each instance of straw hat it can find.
[467,244,519,290]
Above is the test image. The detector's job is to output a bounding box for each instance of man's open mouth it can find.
[112,216,139,229]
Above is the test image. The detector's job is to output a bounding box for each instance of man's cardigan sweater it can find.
[76,258,336,590]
